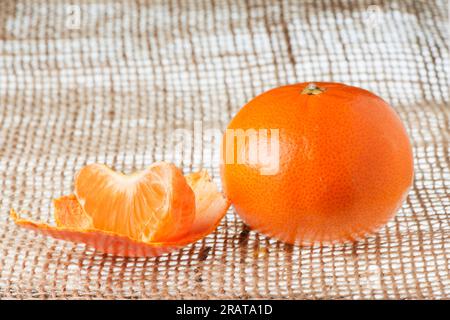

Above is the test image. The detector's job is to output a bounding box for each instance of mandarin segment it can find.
[74,162,195,243]
[54,194,93,229]
[173,170,230,244]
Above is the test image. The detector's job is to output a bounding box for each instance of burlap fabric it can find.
[0,0,448,300]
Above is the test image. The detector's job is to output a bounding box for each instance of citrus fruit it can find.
[11,162,230,256]
[221,82,414,245]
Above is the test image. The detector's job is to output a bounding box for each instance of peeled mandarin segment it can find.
[74,162,195,243]
[54,194,93,229]
[10,208,178,257]
[162,170,230,244]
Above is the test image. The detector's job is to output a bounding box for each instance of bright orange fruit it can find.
[12,162,230,256]
[221,82,414,245]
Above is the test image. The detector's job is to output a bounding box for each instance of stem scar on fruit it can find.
[301,83,326,95]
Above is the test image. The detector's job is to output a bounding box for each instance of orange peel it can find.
[11,162,230,257]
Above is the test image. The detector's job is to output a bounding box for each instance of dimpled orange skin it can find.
[221,82,414,245]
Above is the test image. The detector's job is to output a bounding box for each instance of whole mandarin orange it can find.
[221,82,414,245]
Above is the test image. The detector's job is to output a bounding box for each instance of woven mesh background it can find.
[0,0,448,299]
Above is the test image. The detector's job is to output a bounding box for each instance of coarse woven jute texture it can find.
[0,0,448,299]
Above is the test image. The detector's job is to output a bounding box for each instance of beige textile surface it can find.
[0,0,448,299]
